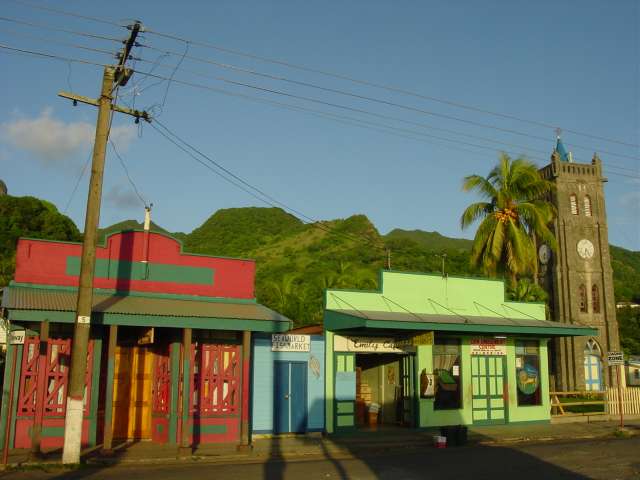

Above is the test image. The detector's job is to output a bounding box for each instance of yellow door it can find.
[112,346,153,439]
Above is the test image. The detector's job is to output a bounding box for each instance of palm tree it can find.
[460,153,556,285]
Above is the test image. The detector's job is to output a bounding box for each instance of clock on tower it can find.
[538,138,621,391]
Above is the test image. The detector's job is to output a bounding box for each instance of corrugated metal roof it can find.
[328,308,593,332]
[3,285,289,324]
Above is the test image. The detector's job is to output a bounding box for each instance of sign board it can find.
[412,331,434,346]
[0,326,25,345]
[271,334,310,352]
[607,351,624,366]
[334,335,416,354]
[470,337,507,356]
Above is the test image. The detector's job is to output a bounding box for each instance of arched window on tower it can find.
[592,284,600,313]
[579,284,588,312]
[570,194,579,215]
[584,195,592,217]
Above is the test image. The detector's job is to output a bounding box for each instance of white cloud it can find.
[0,108,135,164]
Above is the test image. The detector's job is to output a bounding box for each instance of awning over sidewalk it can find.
[2,283,291,332]
[325,308,597,337]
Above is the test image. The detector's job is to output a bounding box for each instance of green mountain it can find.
[610,245,640,303]
[0,195,81,287]
[385,229,473,252]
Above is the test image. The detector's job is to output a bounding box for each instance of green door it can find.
[334,352,356,431]
[471,355,507,425]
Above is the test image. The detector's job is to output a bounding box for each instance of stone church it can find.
[538,139,621,391]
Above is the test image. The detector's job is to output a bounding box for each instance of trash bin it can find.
[439,426,456,446]
[368,403,380,427]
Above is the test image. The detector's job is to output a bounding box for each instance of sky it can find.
[1,0,639,251]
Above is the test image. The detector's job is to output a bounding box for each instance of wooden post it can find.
[29,320,49,460]
[617,364,624,428]
[101,325,118,453]
[178,328,192,456]
[238,330,252,450]
[2,341,18,465]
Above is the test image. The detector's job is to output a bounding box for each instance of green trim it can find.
[188,423,227,435]
[65,257,214,286]
[9,345,23,450]
[8,310,289,332]
[0,343,15,450]
[9,282,258,304]
[88,336,102,446]
[324,311,597,337]
[42,426,65,437]
[169,342,180,445]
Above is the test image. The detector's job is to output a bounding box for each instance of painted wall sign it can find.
[0,326,25,345]
[470,337,507,356]
[271,334,311,352]
[412,331,434,346]
[334,335,416,353]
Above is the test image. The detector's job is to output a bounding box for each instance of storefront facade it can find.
[0,230,290,452]
[252,332,325,435]
[324,271,596,432]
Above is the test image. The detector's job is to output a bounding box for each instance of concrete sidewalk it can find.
[3,419,639,468]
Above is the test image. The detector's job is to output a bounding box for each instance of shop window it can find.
[635,369,640,380]
[584,195,592,217]
[515,340,541,406]
[591,284,600,314]
[579,285,588,313]
[570,194,578,215]
[433,338,461,410]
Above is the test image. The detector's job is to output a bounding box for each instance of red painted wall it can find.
[14,231,255,299]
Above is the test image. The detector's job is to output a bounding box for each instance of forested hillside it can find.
[2,199,639,328]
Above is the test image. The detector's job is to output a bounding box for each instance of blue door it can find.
[584,354,603,391]
[274,361,308,433]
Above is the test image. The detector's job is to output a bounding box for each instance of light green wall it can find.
[325,271,545,321]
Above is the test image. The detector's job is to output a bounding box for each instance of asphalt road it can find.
[2,437,639,480]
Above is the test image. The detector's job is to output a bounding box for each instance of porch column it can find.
[238,330,252,450]
[178,328,192,455]
[101,325,118,453]
[29,320,49,460]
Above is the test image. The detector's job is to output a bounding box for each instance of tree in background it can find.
[0,195,81,287]
[460,154,556,285]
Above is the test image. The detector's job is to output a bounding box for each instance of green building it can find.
[324,271,596,432]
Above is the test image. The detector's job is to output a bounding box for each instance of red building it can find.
[0,229,290,453]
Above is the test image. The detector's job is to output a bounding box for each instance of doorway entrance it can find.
[112,346,153,439]
[355,353,414,428]
[274,361,308,434]
[471,355,506,425]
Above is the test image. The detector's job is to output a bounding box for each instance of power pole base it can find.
[177,446,192,458]
[236,443,253,453]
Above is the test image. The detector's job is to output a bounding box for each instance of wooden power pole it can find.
[60,21,148,464]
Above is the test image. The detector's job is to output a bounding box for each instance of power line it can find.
[142,26,640,150]
[0,15,124,43]
[149,119,385,250]
[0,27,118,57]
[139,44,640,163]
[5,0,125,28]
[2,42,638,181]
[63,150,92,214]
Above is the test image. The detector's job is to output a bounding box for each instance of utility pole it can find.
[61,21,148,465]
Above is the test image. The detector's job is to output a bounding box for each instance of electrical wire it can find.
[2,42,637,181]
[0,27,118,57]
[149,119,385,250]
[142,26,640,149]
[5,0,126,28]
[0,15,123,43]
[109,138,148,208]
[63,149,92,214]
[138,44,640,163]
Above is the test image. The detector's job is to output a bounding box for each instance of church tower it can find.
[538,138,620,391]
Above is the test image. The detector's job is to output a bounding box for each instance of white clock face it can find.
[538,244,550,264]
[577,239,595,259]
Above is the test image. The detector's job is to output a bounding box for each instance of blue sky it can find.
[1,0,638,251]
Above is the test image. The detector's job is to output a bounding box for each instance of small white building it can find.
[626,357,640,387]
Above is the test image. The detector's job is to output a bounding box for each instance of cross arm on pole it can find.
[58,91,151,122]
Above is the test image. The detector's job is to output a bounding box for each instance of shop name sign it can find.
[271,334,310,352]
[470,337,507,356]
[334,335,416,353]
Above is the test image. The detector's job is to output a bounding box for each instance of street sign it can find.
[607,351,624,365]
